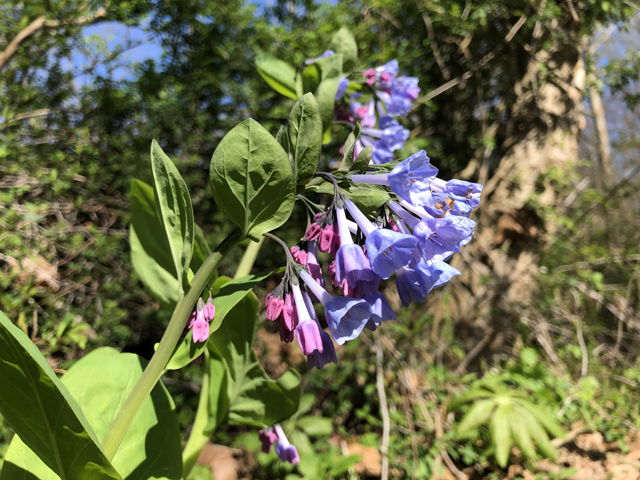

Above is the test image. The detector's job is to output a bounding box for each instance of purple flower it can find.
[307,330,338,370]
[274,425,300,465]
[282,291,298,331]
[413,216,475,264]
[354,100,376,128]
[396,266,427,307]
[335,77,349,100]
[389,151,439,206]
[425,179,483,217]
[364,60,399,90]
[306,241,325,289]
[344,199,417,279]
[416,260,460,292]
[363,292,396,331]
[292,284,324,356]
[335,205,376,288]
[299,269,372,345]
[305,50,335,65]
[259,428,278,453]
[359,116,410,164]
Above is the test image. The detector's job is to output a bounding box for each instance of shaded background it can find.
[2,0,640,478]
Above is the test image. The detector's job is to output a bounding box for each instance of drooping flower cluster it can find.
[259,424,300,465]
[188,293,216,343]
[263,150,482,376]
[334,59,420,164]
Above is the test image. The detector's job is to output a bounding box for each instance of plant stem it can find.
[234,236,265,279]
[101,229,242,461]
[181,349,211,477]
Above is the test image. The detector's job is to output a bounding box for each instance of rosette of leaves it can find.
[450,380,565,468]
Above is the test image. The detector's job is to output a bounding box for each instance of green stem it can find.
[234,236,265,279]
[181,350,211,477]
[101,229,242,461]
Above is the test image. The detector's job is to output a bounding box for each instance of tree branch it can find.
[0,7,107,71]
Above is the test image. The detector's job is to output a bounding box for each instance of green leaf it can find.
[456,399,496,438]
[351,145,373,173]
[150,140,195,296]
[255,51,298,100]
[276,125,290,156]
[288,93,323,185]
[513,404,557,461]
[491,404,512,468]
[0,311,121,480]
[209,118,296,241]
[339,123,361,172]
[130,179,179,306]
[166,271,273,371]
[517,400,565,441]
[296,416,333,436]
[509,416,537,461]
[206,291,301,430]
[330,27,358,74]
[298,54,342,140]
[309,180,389,215]
[5,348,182,479]
[191,225,211,274]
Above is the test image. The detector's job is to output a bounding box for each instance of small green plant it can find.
[451,378,565,468]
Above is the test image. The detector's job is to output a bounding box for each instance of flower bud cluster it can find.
[188,294,216,343]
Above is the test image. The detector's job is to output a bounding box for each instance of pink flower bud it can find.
[265,293,284,321]
[282,292,298,331]
[290,246,308,266]
[203,294,215,322]
[306,222,322,241]
[319,224,334,252]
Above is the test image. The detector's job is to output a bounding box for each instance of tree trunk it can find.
[432,40,587,356]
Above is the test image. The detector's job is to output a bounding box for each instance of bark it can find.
[432,38,587,356]
[589,86,615,189]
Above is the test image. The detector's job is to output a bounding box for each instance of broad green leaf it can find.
[130,179,179,306]
[456,399,496,438]
[288,93,323,185]
[312,53,342,139]
[209,118,295,241]
[166,271,273,371]
[5,348,182,480]
[491,404,512,468]
[191,225,211,273]
[206,291,301,430]
[330,27,358,74]
[0,311,121,480]
[150,140,195,296]
[255,51,298,100]
[296,416,333,436]
[310,180,389,215]
[351,145,373,173]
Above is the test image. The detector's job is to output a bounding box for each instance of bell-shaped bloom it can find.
[203,293,216,322]
[334,205,375,288]
[363,292,396,331]
[389,151,439,206]
[345,275,381,299]
[335,77,350,100]
[413,216,475,264]
[307,330,338,370]
[425,179,483,217]
[292,284,324,356]
[345,199,418,279]
[305,50,335,65]
[274,425,300,465]
[259,428,278,453]
[354,100,376,128]
[282,292,298,331]
[279,320,294,343]
[396,266,427,308]
[300,270,371,345]
[416,260,461,293]
[350,150,438,207]
[360,117,409,164]
[393,76,420,101]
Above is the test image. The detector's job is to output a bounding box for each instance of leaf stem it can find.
[235,236,265,279]
[101,229,242,461]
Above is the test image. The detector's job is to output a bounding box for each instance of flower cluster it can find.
[188,293,216,343]
[335,59,420,164]
[263,149,482,378]
[259,424,300,465]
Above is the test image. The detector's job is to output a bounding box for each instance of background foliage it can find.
[2,0,640,478]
